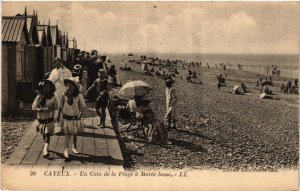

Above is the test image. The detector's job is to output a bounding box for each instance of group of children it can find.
[33,77,86,160]
[33,57,111,160]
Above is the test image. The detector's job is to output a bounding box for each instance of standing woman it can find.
[164,79,178,131]
[85,69,110,128]
[32,80,57,158]
[57,78,86,159]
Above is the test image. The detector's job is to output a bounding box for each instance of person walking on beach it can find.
[48,57,72,105]
[107,65,118,86]
[48,57,72,85]
[164,79,177,131]
[85,69,110,128]
[57,78,86,159]
[32,80,57,158]
[74,54,85,82]
[255,80,260,89]
[86,56,101,90]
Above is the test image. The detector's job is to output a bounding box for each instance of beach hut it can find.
[36,25,48,80]
[38,23,53,73]
[65,37,78,70]
[25,10,39,45]
[37,25,47,47]
[2,16,30,113]
[61,31,69,61]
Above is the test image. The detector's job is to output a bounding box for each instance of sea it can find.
[137,53,299,79]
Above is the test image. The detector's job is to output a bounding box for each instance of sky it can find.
[3,1,300,54]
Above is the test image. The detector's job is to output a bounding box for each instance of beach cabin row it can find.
[2,8,80,114]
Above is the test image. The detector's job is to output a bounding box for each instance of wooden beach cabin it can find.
[50,24,61,59]
[61,31,69,62]
[2,16,29,114]
[36,25,48,80]
[65,37,78,70]
[24,12,39,84]
[39,23,54,74]
[36,25,48,47]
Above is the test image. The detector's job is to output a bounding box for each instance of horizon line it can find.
[91,51,299,56]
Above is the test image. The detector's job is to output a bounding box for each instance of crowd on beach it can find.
[34,49,120,160]
[231,74,298,98]
[126,55,204,84]
[32,50,299,161]
[32,50,180,161]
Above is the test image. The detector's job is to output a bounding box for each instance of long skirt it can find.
[36,121,54,135]
[164,106,176,121]
[62,119,84,135]
[147,120,167,143]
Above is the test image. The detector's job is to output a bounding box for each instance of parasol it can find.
[118,80,153,98]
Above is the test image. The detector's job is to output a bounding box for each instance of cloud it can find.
[3,2,298,54]
[134,9,258,53]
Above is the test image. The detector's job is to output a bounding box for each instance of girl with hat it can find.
[57,78,86,159]
[72,64,83,83]
[32,80,57,158]
[85,69,110,128]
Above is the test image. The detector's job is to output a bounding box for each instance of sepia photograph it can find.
[1,1,299,190]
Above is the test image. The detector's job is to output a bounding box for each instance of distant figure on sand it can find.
[233,85,245,95]
[260,92,279,100]
[217,74,226,90]
[107,65,118,86]
[165,79,177,131]
[261,85,273,95]
[241,82,248,93]
[255,80,260,89]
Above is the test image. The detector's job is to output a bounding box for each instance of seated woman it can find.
[146,118,170,145]
[155,70,161,77]
[241,82,248,93]
[107,65,118,86]
[281,84,286,92]
[262,85,273,95]
[126,96,141,116]
[260,92,280,100]
[134,99,170,145]
[135,98,152,121]
[192,71,197,79]
[233,85,245,95]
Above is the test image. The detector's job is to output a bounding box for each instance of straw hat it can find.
[100,55,111,63]
[37,79,56,93]
[73,64,82,70]
[64,78,80,91]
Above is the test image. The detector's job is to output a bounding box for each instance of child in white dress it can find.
[57,78,86,159]
[32,80,57,157]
